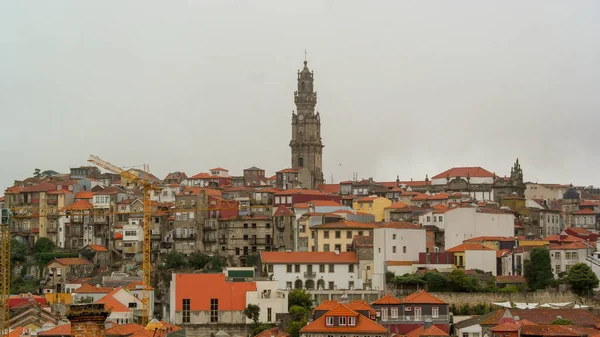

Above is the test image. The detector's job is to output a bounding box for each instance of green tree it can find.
[385,271,396,284]
[33,168,41,177]
[566,263,599,296]
[41,170,59,177]
[524,247,553,290]
[253,323,272,336]
[423,272,448,292]
[448,270,480,292]
[289,305,308,321]
[188,252,211,270]
[34,237,55,254]
[288,288,313,311]
[287,317,308,337]
[393,275,425,286]
[246,254,259,267]
[10,239,28,265]
[552,318,572,325]
[244,304,261,325]
[164,252,187,269]
[206,256,223,272]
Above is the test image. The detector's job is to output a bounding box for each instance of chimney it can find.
[424,318,433,329]
[67,304,109,337]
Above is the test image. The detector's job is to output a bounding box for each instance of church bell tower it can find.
[290,59,324,188]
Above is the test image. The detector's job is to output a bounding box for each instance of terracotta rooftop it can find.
[432,167,494,179]
[255,327,290,337]
[38,323,71,336]
[406,325,449,337]
[464,236,516,242]
[401,290,447,304]
[273,205,294,217]
[174,274,256,311]
[446,243,493,252]
[96,288,130,313]
[274,189,330,196]
[300,304,386,334]
[74,191,94,199]
[73,283,113,293]
[105,323,146,336]
[314,300,376,317]
[84,244,108,252]
[574,208,597,215]
[61,200,93,211]
[385,202,409,209]
[189,172,219,179]
[52,258,93,266]
[316,183,341,194]
[379,222,422,230]
[260,251,358,264]
[372,293,402,305]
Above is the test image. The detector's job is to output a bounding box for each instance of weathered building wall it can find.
[396,291,596,307]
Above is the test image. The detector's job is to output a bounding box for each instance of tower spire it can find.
[304,48,307,63]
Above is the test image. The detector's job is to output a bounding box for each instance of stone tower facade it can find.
[290,60,324,188]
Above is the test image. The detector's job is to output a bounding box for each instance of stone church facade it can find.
[290,60,324,189]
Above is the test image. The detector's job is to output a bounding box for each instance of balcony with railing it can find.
[204,234,217,243]
[173,232,196,240]
[304,271,317,278]
[204,219,217,230]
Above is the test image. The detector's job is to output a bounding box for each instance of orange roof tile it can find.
[372,293,402,305]
[260,251,358,264]
[96,289,130,313]
[189,172,219,179]
[7,327,25,337]
[52,258,93,266]
[47,189,71,195]
[355,196,379,202]
[38,323,71,336]
[316,184,341,194]
[464,236,516,242]
[294,203,310,208]
[174,274,256,311]
[496,249,511,258]
[550,241,589,250]
[544,234,585,243]
[385,202,409,209]
[255,327,290,337]
[177,186,221,196]
[446,243,493,252]
[309,200,343,207]
[73,283,113,293]
[312,220,378,229]
[301,304,387,334]
[401,290,447,304]
[74,191,94,199]
[276,168,299,173]
[432,167,494,179]
[406,325,449,337]
[61,199,93,211]
[574,208,596,215]
[314,300,376,316]
[255,187,282,194]
[210,167,228,171]
[273,205,294,217]
[85,244,108,252]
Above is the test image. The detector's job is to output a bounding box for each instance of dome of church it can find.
[563,184,580,200]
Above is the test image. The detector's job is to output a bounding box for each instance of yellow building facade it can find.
[352,196,392,222]
[310,220,378,252]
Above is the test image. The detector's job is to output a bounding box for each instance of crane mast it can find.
[88,154,157,326]
[0,210,11,337]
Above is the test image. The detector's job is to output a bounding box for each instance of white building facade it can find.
[444,207,515,250]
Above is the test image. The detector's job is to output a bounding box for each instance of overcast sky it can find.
[1,1,600,192]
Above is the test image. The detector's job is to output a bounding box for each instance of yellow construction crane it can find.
[87,154,160,326]
[0,210,10,337]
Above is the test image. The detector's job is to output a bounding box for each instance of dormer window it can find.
[348,316,356,326]
[339,316,346,326]
[326,316,334,326]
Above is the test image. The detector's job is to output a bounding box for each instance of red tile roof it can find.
[317,184,341,194]
[401,290,447,304]
[177,186,221,196]
[20,183,57,193]
[126,280,154,291]
[314,300,376,316]
[255,327,290,337]
[432,167,494,179]
[174,274,255,311]
[47,189,71,195]
[496,249,511,258]
[260,251,358,264]
[544,234,584,243]
[96,288,130,313]
[481,309,600,327]
[38,323,71,336]
[255,187,282,194]
[210,167,228,171]
[312,220,378,229]
[74,191,94,199]
[276,168,299,173]
[446,243,493,252]
[385,202,409,209]
[73,283,113,293]
[61,200,93,211]
[372,293,402,305]
[491,322,520,332]
[300,304,387,334]
[310,200,343,207]
[406,325,449,337]
[52,258,93,266]
[574,208,596,215]
[189,172,219,179]
[273,205,294,217]
[85,244,108,252]
[550,241,589,250]
[7,327,25,337]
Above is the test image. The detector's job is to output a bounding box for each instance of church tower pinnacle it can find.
[290,59,324,188]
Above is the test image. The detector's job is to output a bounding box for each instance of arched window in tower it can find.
[298,157,304,167]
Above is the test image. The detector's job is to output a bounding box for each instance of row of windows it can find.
[323,230,372,239]
[426,216,443,223]
[380,306,439,321]
[182,298,219,323]
[554,252,579,259]
[285,264,354,273]
[325,316,356,326]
